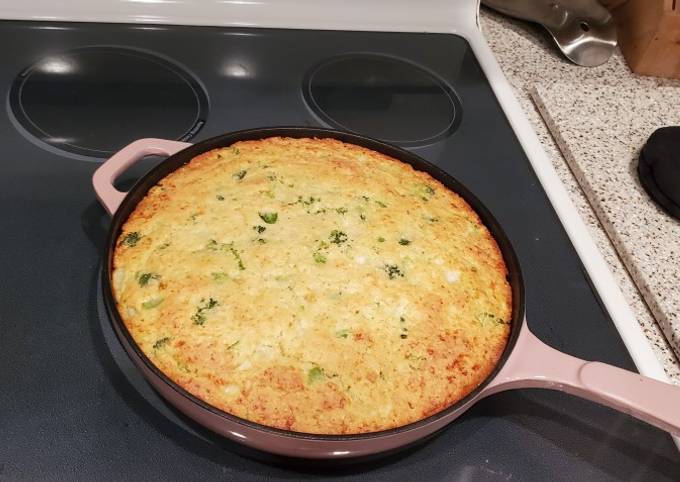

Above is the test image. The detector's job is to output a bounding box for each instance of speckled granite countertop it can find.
[532,82,680,358]
[480,7,680,382]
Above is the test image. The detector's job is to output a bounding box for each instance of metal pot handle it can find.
[92,138,191,216]
[488,324,680,436]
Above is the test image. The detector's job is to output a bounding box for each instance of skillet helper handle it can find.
[93,138,191,216]
[491,327,680,436]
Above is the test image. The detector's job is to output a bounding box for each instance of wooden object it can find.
[612,0,680,79]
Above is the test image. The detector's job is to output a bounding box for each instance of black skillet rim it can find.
[102,126,526,442]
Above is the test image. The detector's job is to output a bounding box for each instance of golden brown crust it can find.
[112,136,512,434]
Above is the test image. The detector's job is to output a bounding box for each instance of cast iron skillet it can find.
[93,127,680,459]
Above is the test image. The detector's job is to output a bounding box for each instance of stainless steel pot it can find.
[482,0,617,66]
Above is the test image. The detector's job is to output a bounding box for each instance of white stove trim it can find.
[0,0,480,33]
[3,0,676,444]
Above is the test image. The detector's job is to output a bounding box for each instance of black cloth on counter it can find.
[638,126,680,220]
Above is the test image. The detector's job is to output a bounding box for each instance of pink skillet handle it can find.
[92,138,191,216]
[488,324,680,436]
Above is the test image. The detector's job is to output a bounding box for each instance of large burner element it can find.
[9,47,208,159]
[303,54,461,147]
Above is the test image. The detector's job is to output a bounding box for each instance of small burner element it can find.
[638,126,680,220]
[9,47,208,158]
[303,54,461,147]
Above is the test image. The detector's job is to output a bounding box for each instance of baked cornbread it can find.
[112,137,512,434]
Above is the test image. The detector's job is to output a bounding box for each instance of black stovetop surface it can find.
[0,21,677,481]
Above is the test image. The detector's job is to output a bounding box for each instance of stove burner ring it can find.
[9,46,208,160]
[302,54,461,147]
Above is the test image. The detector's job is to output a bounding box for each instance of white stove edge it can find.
[3,0,677,446]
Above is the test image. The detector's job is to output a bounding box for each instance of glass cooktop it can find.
[0,20,677,480]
